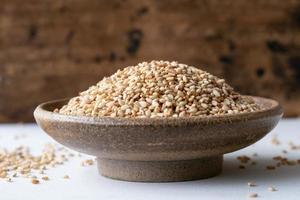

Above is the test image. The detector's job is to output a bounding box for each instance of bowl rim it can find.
[34,95,283,126]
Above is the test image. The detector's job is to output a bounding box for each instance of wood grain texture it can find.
[0,0,300,122]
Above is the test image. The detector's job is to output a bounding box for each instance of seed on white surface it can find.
[247,182,256,187]
[251,161,257,165]
[239,165,246,169]
[42,176,49,181]
[31,178,39,184]
[268,186,277,192]
[266,165,276,170]
[282,149,288,154]
[68,153,75,157]
[271,135,280,145]
[237,155,251,164]
[63,175,70,179]
[84,159,94,166]
[248,193,258,198]
[5,178,12,182]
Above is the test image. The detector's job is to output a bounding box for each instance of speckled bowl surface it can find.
[34,96,283,182]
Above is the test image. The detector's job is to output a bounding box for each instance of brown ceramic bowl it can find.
[34,96,282,182]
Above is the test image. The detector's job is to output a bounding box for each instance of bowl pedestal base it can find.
[97,156,223,182]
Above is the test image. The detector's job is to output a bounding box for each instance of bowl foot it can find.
[97,156,223,182]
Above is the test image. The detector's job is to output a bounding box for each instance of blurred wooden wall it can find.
[1,0,300,122]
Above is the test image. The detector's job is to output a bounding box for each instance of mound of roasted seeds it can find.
[58,60,260,118]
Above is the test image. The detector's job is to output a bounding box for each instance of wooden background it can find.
[1,0,300,122]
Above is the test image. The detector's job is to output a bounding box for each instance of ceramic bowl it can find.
[34,96,282,182]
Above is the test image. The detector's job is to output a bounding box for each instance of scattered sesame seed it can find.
[237,155,251,164]
[63,175,70,179]
[248,193,258,198]
[287,141,300,150]
[239,165,246,169]
[282,150,288,154]
[83,159,94,166]
[6,178,12,182]
[271,135,280,145]
[31,178,39,184]
[266,165,276,170]
[287,160,296,166]
[247,182,256,187]
[272,156,282,160]
[276,163,281,167]
[268,186,277,192]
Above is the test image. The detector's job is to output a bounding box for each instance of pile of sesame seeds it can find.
[57,60,260,118]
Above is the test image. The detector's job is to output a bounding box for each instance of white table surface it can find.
[0,119,300,200]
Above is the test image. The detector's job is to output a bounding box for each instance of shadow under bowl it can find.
[34,96,283,182]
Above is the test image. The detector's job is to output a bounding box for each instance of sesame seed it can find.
[42,176,49,181]
[237,155,251,164]
[68,153,74,157]
[84,159,94,166]
[282,150,288,154]
[268,186,277,192]
[63,175,70,179]
[57,60,260,118]
[31,178,39,184]
[247,182,256,187]
[266,165,276,170]
[271,135,280,145]
[248,193,258,198]
[239,165,246,169]
[6,178,12,182]
[212,89,220,97]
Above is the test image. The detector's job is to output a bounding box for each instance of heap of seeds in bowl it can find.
[57,60,260,118]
